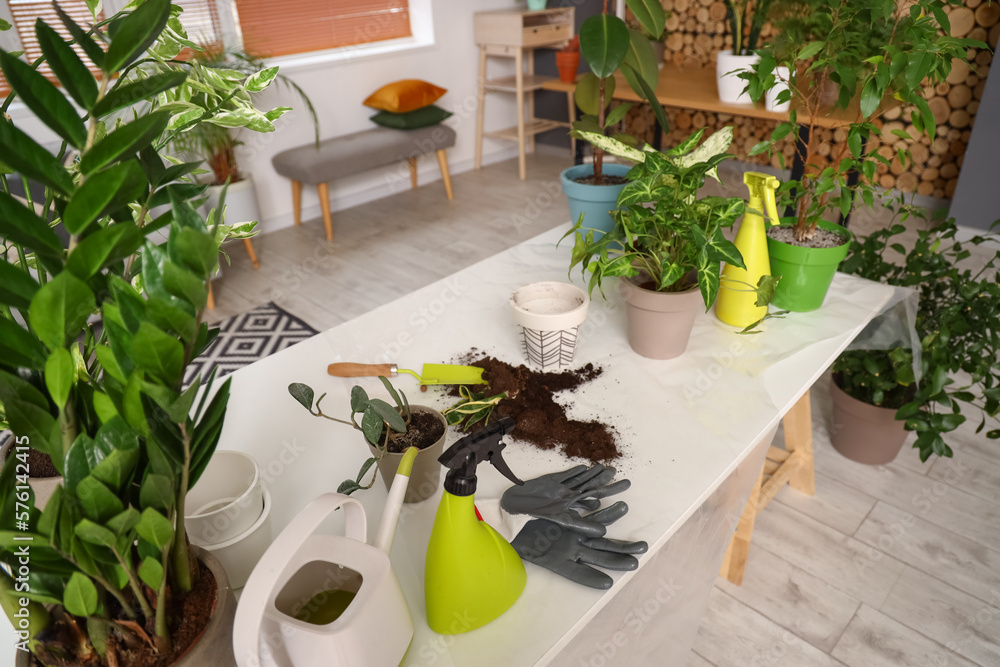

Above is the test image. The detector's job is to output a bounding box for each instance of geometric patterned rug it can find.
[183,302,319,386]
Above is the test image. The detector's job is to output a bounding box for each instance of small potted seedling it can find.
[288,377,447,502]
[443,387,508,431]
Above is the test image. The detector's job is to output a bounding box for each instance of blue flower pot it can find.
[560,163,632,235]
[526,0,547,9]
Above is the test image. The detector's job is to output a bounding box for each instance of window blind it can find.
[173,0,221,48]
[2,0,104,95]
[233,0,411,58]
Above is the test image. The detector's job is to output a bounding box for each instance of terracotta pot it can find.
[556,50,580,83]
[15,547,237,667]
[829,377,908,465]
[0,436,61,511]
[620,278,704,359]
[367,405,447,503]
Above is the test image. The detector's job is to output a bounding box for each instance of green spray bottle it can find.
[716,172,780,327]
[425,416,526,634]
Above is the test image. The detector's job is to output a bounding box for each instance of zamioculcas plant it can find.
[0,1,292,663]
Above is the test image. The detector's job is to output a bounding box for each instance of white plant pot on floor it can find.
[205,175,262,226]
[716,50,760,105]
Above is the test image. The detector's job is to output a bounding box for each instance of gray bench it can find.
[272,125,457,241]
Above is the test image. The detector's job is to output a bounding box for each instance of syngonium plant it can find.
[572,0,670,185]
[0,0,292,663]
[740,0,984,242]
[565,127,776,311]
[832,202,1000,461]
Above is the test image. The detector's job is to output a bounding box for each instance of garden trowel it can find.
[328,362,486,387]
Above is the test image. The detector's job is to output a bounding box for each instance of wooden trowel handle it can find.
[328,362,395,377]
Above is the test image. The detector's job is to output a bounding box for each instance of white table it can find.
[215,225,897,666]
[0,225,896,667]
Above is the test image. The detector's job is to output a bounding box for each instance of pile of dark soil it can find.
[28,449,59,478]
[453,354,620,463]
[572,173,628,186]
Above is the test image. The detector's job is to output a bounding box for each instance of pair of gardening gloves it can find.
[494,464,648,590]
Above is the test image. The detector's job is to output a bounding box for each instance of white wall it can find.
[234,0,522,235]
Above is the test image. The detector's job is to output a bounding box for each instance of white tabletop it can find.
[0,225,897,667]
[215,225,897,666]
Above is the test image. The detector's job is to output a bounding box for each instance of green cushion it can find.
[370,105,453,130]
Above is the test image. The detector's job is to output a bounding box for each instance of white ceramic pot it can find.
[204,176,262,226]
[510,282,589,371]
[201,489,273,590]
[716,50,760,105]
[186,451,264,546]
[766,66,792,112]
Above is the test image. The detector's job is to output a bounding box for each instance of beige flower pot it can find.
[829,377,908,465]
[367,405,447,503]
[620,278,704,360]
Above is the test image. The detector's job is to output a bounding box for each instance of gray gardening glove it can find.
[501,464,631,537]
[510,504,648,589]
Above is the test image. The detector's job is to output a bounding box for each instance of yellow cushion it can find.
[363,79,447,113]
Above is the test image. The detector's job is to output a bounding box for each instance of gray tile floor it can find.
[210,151,998,667]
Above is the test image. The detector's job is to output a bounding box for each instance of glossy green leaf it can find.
[53,5,105,69]
[90,448,139,493]
[859,79,879,118]
[289,383,315,411]
[796,41,825,61]
[135,508,173,551]
[80,109,171,175]
[0,260,39,310]
[92,392,118,423]
[139,473,174,512]
[0,319,47,370]
[145,295,196,345]
[622,62,669,134]
[138,557,163,590]
[45,348,74,408]
[28,272,96,351]
[0,122,74,195]
[74,519,116,548]
[0,49,86,148]
[574,72,612,116]
[67,224,144,281]
[369,398,406,432]
[604,102,633,129]
[625,0,666,39]
[580,14,630,78]
[106,508,140,537]
[188,378,230,487]
[63,161,147,235]
[0,192,63,258]
[621,30,658,97]
[361,406,385,446]
[170,227,217,278]
[349,385,369,412]
[104,0,171,74]
[76,476,123,522]
[162,261,207,308]
[93,70,188,117]
[63,572,98,617]
[35,20,97,110]
[131,321,183,385]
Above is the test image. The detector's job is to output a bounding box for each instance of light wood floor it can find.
[211,152,998,667]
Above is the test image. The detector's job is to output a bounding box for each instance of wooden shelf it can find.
[484,75,558,93]
[485,119,566,142]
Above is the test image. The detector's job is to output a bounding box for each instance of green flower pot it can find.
[767,220,852,312]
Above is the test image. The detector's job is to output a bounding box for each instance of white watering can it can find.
[233,449,418,667]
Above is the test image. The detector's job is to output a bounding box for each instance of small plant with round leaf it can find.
[288,377,417,495]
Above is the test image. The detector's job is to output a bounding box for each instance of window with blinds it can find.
[234,0,412,58]
[173,0,221,48]
[2,0,104,94]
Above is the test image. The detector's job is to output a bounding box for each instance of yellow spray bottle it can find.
[716,172,780,327]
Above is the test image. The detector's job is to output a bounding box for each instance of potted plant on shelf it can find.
[288,377,447,503]
[564,127,761,359]
[561,0,669,235]
[717,0,774,103]
[830,209,1000,464]
[556,36,580,84]
[0,0,290,663]
[742,0,984,312]
[168,47,319,228]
